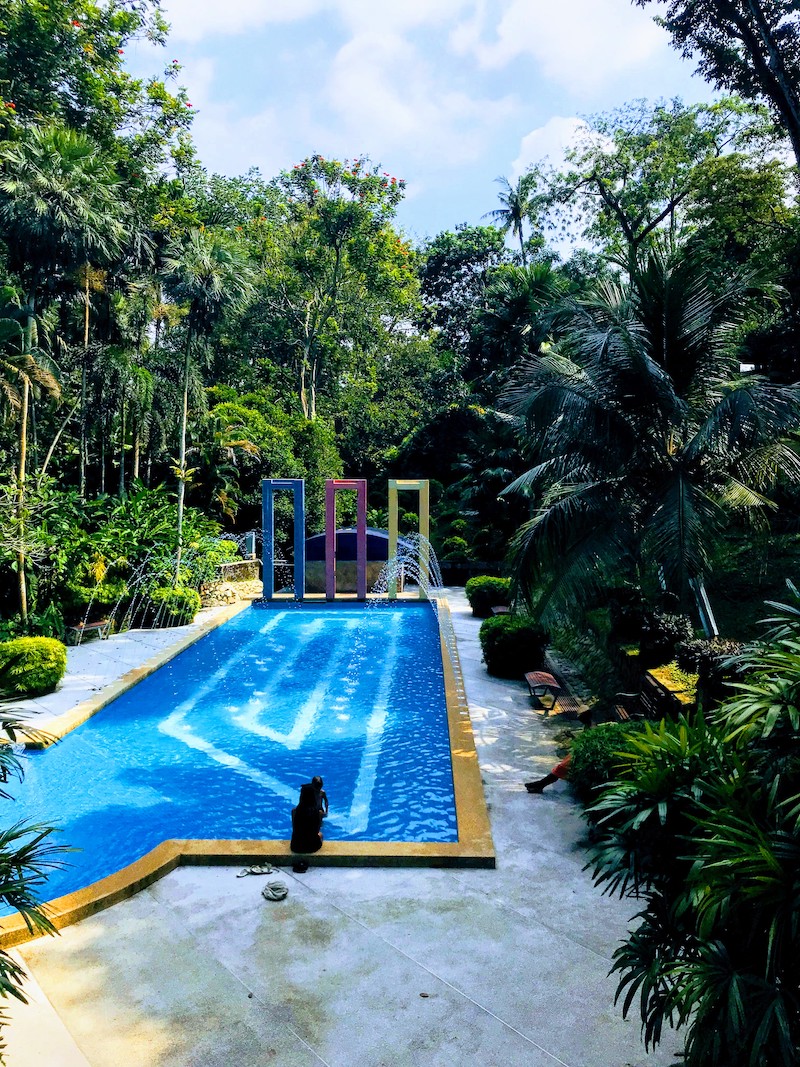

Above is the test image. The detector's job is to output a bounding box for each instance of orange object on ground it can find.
[551,754,572,779]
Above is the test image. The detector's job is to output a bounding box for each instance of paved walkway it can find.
[4,591,678,1067]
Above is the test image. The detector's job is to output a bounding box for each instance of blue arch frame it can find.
[261,479,306,600]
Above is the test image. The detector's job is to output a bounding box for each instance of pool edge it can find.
[27,599,255,748]
[2,594,495,948]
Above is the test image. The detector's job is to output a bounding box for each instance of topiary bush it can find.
[568,721,641,803]
[640,611,695,668]
[145,586,202,627]
[478,615,548,678]
[675,636,746,710]
[63,576,129,618]
[465,575,511,618]
[440,536,472,561]
[0,637,67,697]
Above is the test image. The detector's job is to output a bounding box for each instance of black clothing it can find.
[290,783,323,853]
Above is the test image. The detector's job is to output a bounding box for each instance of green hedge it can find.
[64,577,129,615]
[465,576,511,618]
[675,637,746,710]
[146,586,202,627]
[568,721,641,803]
[478,615,548,678]
[0,637,68,697]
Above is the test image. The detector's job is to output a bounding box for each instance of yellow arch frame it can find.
[387,479,430,599]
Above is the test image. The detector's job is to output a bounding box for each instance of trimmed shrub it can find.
[568,721,641,803]
[675,636,746,710]
[655,660,699,696]
[146,586,202,627]
[478,615,548,678]
[0,637,67,697]
[64,577,129,617]
[465,575,511,618]
[640,611,695,668]
[441,536,471,561]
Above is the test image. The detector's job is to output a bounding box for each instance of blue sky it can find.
[126,0,713,245]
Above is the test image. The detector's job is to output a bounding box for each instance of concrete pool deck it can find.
[4,590,678,1067]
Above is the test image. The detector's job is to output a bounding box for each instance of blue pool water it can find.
[16,602,457,903]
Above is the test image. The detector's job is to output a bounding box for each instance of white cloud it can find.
[326,32,515,167]
[510,116,587,179]
[334,0,472,32]
[161,0,474,43]
[191,103,295,180]
[161,0,320,43]
[176,56,217,107]
[452,0,667,92]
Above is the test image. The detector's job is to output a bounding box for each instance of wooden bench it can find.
[525,670,562,710]
[614,673,667,721]
[525,671,594,724]
[66,619,112,645]
[490,605,511,616]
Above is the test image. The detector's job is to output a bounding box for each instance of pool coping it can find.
[1,596,495,948]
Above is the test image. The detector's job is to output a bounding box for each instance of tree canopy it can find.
[636,0,800,167]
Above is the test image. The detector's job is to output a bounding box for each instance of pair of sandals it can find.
[237,863,288,901]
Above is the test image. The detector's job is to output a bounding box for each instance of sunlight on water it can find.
[14,602,456,904]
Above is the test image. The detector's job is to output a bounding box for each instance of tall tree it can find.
[536,98,771,272]
[162,227,254,576]
[0,0,193,155]
[483,174,539,263]
[0,124,125,623]
[636,0,800,168]
[504,247,800,616]
[259,154,415,420]
[419,224,509,364]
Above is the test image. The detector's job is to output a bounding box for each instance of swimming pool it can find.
[16,602,458,904]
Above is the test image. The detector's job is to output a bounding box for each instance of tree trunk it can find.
[99,422,105,496]
[118,398,126,498]
[16,295,36,628]
[174,333,192,583]
[79,267,89,500]
[133,426,140,481]
[310,356,318,421]
[16,376,29,628]
[299,352,309,420]
[38,401,79,485]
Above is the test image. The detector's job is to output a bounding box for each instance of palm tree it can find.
[162,228,254,577]
[471,262,567,398]
[503,247,800,617]
[483,175,537,263]
[76,263,107,499]
[0,125,126,624]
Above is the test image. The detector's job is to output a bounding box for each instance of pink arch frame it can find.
[325,479,368,600]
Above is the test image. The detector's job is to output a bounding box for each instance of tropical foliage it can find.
[586,590,800,1066]
[503,247,800,618]
[2,1,800,1059]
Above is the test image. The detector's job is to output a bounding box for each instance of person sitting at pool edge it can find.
[311,775,328,819]
[290,782,323,854]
